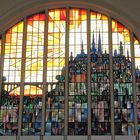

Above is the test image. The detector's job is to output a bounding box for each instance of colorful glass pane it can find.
[3,21,23,82]
[45,9,66,136]
[0,85,20,135]
[68,8,87,135]
[25,13,45,82]
[22,85,42,135]
[90,11,110,135]
[134,37,140,135]
[112,20,134,135]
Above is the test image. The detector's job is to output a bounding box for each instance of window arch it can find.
[0,7,140,137]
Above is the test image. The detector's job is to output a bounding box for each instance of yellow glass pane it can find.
[102,15,108,20]
[9,86,42,96]
[81,10,87,20]
[134,38,139,45]
[18,22,24,32]
[39,21,45,32]
[97,13,102,20]
[48,21,54,32]
[55,10,60,20]
[12,25,18,32]
[112,20,117,32]
[49,11,54,20]
[33,21,39,29]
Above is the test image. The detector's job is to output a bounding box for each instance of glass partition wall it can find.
[0,7,139,137]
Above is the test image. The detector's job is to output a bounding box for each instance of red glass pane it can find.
[60,9,66,21]
[117,22,124,33]
[39,14,45,20]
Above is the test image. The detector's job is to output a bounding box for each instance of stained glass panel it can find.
[0,85,20,135]
[3,21,23,82]
[90,11,110,135]
[1,7,140,137]
[68,8,88,135]
[45,9,66,135]
[134,37,140,135]
[25,13,45,82]
[112,20,134,135]
[21,85,42,135]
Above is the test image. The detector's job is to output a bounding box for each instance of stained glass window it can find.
[45,9,66,135]
[25,13,45,82]
[0,85,20,135]
[134,37,140,135]
[68,8,87,135]
[90,12,110,135]
[3,21,24,82]
[112,20,134,135]
[22,85,42,135]
[0,7,140,137]
[0,21,23,135]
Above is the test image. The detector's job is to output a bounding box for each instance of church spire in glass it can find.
[98,30,102,54]
[91,31,96,53]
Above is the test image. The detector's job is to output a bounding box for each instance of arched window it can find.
[0,7,140,138]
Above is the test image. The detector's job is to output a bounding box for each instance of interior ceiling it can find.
[0,0,140,37]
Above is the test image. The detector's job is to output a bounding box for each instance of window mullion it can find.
[41,8,48,136]
[18,17,27,136]
[130,31,138,138]
[0,32,5,103]
[87,8,91,138]
[108,16,115,140]
[64,6,69,139]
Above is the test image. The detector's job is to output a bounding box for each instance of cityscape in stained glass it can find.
[0,8,140,137]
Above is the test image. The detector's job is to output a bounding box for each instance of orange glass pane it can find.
[117,22,124,33]
[81,10,87,20]
[33,14,40,20]
[97,13,102,20]
[91,12,96,20]
[9,86,42,96]
[5,33,11,43]
[102,15,108,20]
